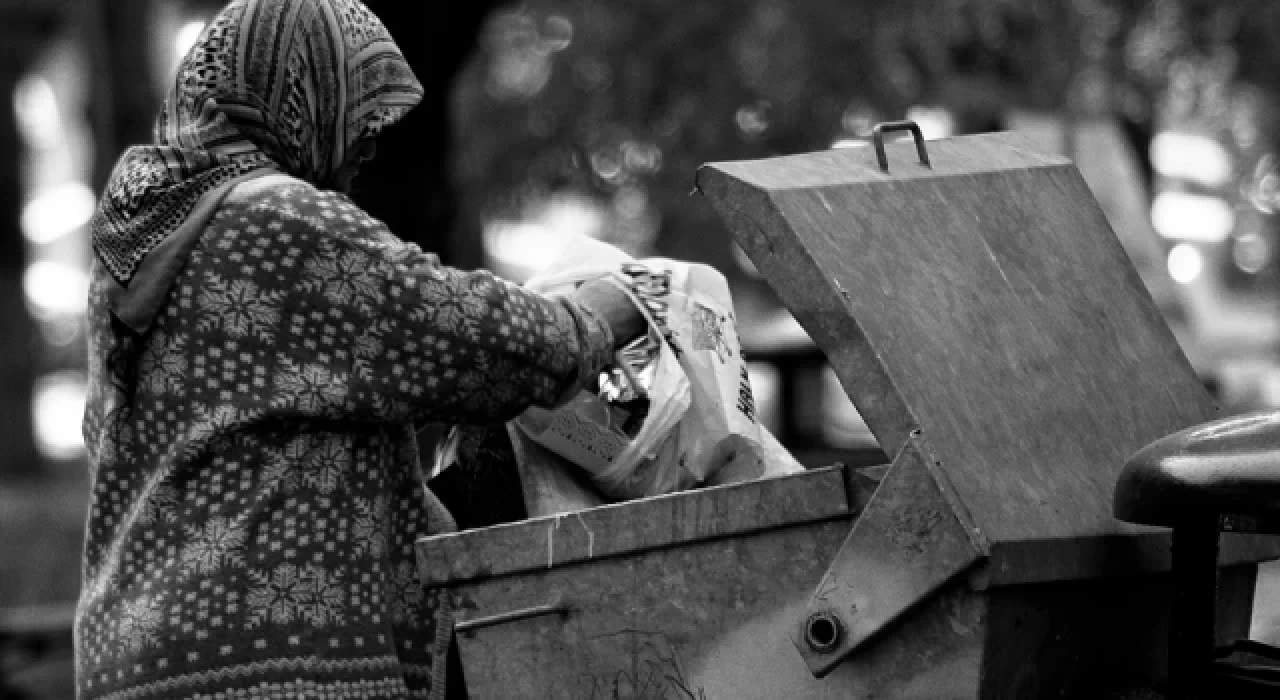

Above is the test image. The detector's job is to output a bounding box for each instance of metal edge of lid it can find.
[416,465,857,588]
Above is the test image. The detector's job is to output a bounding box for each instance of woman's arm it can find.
[251,188,629,426]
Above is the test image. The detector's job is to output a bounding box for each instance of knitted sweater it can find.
[76,182,611,699]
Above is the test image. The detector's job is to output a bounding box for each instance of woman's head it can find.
[91,0,418,285]
[156,0,421,190]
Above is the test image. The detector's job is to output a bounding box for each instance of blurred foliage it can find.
[451,0,1280,290]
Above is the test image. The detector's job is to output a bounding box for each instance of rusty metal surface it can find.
[417,466,850,588]
[447,519,988,700]
[697,132,1225,567]
[795,432,986,677]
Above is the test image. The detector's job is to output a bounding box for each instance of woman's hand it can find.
[570,278,647,348]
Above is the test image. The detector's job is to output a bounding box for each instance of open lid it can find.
[697,129,1217,549]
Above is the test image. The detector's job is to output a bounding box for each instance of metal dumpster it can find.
[417,126,1280,698]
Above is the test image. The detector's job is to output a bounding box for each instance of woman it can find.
[77,1,642,698]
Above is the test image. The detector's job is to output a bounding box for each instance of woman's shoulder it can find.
[224,173,352,217]
[225,172,314,203]
[214,174,416,262]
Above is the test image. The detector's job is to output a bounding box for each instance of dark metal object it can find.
[1116,412,1280,696]
[870,120,931,173]
[1169,518,1220,696]
[454,598,569,634]
[977,566,1257,698]
[1115,410,1280,528]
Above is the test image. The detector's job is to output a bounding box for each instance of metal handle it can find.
[871,120,931,173]
[454,598,570,634]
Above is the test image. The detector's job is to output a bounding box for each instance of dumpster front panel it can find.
[447,519,986,700]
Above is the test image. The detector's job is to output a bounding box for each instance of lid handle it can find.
[871,120,932,173]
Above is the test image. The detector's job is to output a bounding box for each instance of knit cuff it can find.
[553,297,616,408]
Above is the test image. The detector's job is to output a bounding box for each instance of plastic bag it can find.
[617,259,768,484]
[511,240,694,502]
[510,237,803,515]
[513,325,692,500]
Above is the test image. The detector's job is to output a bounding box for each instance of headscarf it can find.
[91,0,423,288]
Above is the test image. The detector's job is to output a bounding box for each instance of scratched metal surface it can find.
[796,432,986,677]
[416,466,850,587]
[447,519,987,700]
[438,534,1262,697]
[696,132,1280,581]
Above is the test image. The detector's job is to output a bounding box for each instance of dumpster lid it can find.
[697,130,1216,550]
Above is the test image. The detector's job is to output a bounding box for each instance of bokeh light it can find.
[21,181,96,245]
[11,75,61,150]
[1150,131,1233,188]
[1167,243,1204,284]
[1232,232,1271,274]
[173,21,207,69]
[482,193,606,281]
[32,371,87,461]
[24,261,90,319]
[1151,191,1235,243]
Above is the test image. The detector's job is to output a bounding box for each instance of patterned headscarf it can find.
[91,0,423,287]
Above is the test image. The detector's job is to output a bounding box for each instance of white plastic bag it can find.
[618,259,768,484]
[513,327,692,500]
[510,237,803,515]
[511,239,694,503]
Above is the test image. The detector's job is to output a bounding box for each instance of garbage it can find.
[511,237,804,516]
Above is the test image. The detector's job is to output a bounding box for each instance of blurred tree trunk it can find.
[86,0,157,190]
[0,78,38,478]
[0,13,53,477]
[355,2,504,506]
[357,1,501,268]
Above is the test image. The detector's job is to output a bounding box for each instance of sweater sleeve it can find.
[242,187,615,426]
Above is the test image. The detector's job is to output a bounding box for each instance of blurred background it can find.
[6,0,1280,695]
